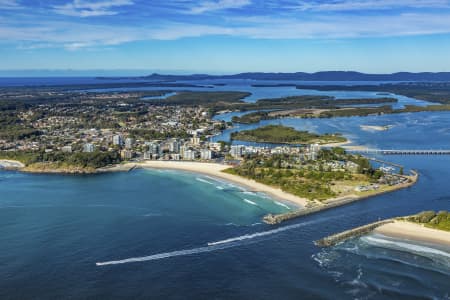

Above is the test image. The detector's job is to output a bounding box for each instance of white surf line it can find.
[274,201,291,209]
[361,235,450,259]
[243,199,258,206]
[96,244,232,266]
[195,177,214,185]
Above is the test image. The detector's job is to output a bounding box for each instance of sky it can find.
[1,0,450,74]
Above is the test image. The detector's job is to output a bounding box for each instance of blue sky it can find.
[1,0,450,74]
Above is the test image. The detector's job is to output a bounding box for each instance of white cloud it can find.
[0,0,21,9]
[3,10,450,50]
[296,0,450,11]
[53,0,134,17]
[189,0,251,14]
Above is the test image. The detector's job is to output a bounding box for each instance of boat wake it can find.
[96,243,233,266]
[207,220,314,246]
[97,219,319,266]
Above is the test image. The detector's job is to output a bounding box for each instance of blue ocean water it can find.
[1,78,450,299]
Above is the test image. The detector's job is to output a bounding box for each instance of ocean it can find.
[1,78,449,299]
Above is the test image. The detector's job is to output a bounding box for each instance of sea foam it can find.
[361,235,450,260]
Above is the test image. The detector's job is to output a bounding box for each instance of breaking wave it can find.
[195,177,214,185]
[361,235,450,262]
[243,199,257,206]
[274,201,290,209]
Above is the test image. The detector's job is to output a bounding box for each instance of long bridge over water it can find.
[348,149,450,155]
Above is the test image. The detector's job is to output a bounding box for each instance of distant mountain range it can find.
[137,71,450,81]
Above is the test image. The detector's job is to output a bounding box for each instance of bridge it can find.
[348,149,450,155]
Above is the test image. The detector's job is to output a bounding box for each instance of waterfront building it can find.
[147,142,160,155]
[120,150,134,160]
[113,135,123,146]
[183,149,197,160]
[309,144,320,160]
[143,151,151,160]
[230,145,244,158]
[180,144,188,158]
[200,149,212,160]
[208,142,223,152]
[169,140,180,153]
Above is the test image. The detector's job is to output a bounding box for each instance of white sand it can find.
[0,159,25,168]
[374,221,450,247]
[138,161,308,207]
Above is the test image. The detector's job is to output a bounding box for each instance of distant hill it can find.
[138,71,450,81]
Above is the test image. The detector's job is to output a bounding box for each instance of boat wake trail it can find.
[96,244,233,266]
[97,219,318,266]
[207,220,315,246]
[97,214,342,266]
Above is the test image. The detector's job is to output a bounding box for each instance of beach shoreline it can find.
[374,220,450,247]
[1,158,418,224]
[136,161,308,208]
[0,159,25,169]
[316,216,450,248]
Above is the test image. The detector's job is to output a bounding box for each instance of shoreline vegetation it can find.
[230,104,450,125]
[0,151,122,174]
[230,125,346,145]
[315,211,450,248]
[1,159,418,224]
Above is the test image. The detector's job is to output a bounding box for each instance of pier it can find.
[348,149,450,155]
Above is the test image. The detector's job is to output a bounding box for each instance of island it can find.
[315,211,450,247]
[230,125,347,145]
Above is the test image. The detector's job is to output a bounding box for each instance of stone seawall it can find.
[314,219,395,247]
[263,170,418,225]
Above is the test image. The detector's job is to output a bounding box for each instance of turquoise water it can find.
[1,79,450,299]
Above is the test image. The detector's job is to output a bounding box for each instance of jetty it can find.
[314,219,394,247]
[349,149,450,155]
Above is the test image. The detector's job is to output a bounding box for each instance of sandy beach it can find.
[138,161,308,208]
[320,140,372,152]
[0,159,25,169]
[374,221,450,247]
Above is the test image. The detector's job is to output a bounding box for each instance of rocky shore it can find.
[0,159,136,175]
